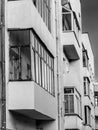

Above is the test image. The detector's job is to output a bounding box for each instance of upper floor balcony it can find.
[62,7,80,61]
[8,0,51,31]
[7,0,56,57]
[62,0,81,28]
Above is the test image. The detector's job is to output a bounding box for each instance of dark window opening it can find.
[95,92,98,106]
[83,49,89,68]
[84,106,91,125]
[9,30,31,81]
[84,77,90,96]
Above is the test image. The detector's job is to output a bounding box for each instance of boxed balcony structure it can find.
[64,87,82,130]
[8,29,56,120]
[62,7,80,62]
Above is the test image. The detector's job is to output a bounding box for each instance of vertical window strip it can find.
[64,94,74,114]
[31,31,54,96]
[85,106,91,125]
[33,0,51,32]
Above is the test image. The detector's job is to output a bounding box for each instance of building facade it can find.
[0,0,95,130]
[82,33,95,130]
[62,0,95,130]
[94,83,98,130]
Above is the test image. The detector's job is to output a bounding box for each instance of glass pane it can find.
[65,95,69,113]
[9,47,19,80]
[70,95,74,113]
[21,46,31,80]
[9,30,31,81]
[62,13,72,31]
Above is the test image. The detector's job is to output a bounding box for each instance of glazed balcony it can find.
[62,9,80,61]
[8,29,56,120]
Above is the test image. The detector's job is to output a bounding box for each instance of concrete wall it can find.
[5,0,58,130]
[82,33,95,129]
[7,0,56,57]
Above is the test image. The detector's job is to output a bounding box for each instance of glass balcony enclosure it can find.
[64,87,82,117]
[9,29,55,96]
[62,6,80,41]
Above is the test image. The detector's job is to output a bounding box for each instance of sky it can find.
[81,0,98,82]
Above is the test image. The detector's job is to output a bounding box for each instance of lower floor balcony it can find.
[64,115,82,130]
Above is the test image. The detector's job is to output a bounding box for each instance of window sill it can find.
[84,124,91,127]
[84,94,90,99]
[64,113,82,120]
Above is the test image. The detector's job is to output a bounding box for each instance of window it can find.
[64,88,74,114]
[33,0,51,32]
[76,95,81,117]
[84,77,90,97]
[64,88,81,117]
[95,92,98,106]
[9,30,31,81]
[31,31,54,96]
[62,8,72,31]
[83,49,89,68]
[84,106,91,125]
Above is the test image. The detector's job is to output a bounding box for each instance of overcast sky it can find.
[81,0,98,82]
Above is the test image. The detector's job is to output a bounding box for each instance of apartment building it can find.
[0,0,62,130]
[62,0,95,130]
[82,33,95,130]
[94,83,98,130]
[0,0,95,130]
[62,0,83,129]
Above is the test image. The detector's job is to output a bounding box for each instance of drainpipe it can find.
[55,0,61,130]
[0,0,6,130]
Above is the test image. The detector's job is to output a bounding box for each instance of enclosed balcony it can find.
[95,92,98,116]
[8,29,56,120]
[64,88,82,118]
[62,7,80,61]
[62,7,80,42]
[64,88,82,129]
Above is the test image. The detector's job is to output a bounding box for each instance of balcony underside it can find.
[63,44,79,61]
[10,109,53,120]
[62,31,80,61]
